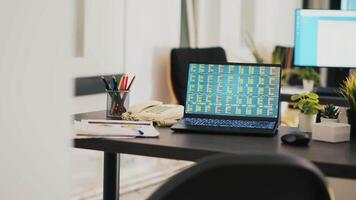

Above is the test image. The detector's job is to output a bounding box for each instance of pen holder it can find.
[106,90,130,119]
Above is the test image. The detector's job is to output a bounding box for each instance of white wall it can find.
[0,0,72,199]
[253,0,302,62]
[71,1,182,197]
[195,0,221,47]
[125,0,181,104]
[194,0,302,63]
[72,0,181,113]
[72,0,125,114]
[219,0,254,62]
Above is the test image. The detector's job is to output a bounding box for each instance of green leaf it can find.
[306,92,319,99]
[291,92,321,114]
[291,94,301,101]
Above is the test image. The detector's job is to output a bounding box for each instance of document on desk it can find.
[76,119,160,138]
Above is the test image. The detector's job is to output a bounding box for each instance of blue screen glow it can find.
[185,63,281,118]
[294,9,356,68]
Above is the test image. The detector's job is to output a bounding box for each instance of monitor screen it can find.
[185,63,281,118]
[341,0,356,10]
[294,9,356,68]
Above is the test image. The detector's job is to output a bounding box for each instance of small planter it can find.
[320,117,339,123]
[312,122,350,143]
[299,113,316,132]
[303,79,314,92]
[347,109,356,140]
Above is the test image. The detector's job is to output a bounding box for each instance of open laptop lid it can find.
[183,62,282,122]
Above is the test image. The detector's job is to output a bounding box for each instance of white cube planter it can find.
[320,117,339,123]
[303,80,314,92]
[299,114,316,132]
[312,122,350,143]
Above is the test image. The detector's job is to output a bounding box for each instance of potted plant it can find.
[320,104,340,123]
[339,73,356,139]
[291,92,323,132]
[293,67,320,91]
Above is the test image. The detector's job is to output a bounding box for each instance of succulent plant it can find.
[321,104,340,119]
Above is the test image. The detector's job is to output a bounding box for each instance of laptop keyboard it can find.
[183,118,275,129]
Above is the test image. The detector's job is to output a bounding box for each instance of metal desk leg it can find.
[103,152,120,200]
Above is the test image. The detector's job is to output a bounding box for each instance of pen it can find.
[88,121,151,126]
[136,129,144,135]
[101,76,112,90]
[112,76,118,91]
[126,75,136,91]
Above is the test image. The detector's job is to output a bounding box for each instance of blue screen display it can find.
[185,64,280,118]
[294,9,356,68]
[341,0,356,10]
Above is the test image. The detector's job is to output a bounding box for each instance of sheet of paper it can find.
[76,119,160,138]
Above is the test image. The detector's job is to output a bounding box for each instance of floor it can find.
[71,182,162,200]
[121,183,162,200]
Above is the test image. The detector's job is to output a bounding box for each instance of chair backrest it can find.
[148,154,331,200]
[170,47,227,105]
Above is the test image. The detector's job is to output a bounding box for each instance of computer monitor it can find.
[184,63,281,118]
[341,0,356,10]
[294,9,356,68]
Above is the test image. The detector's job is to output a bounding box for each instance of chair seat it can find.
[148,154,332,200]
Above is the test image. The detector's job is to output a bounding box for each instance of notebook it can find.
[171,62,281,136]
[76,119,160,138]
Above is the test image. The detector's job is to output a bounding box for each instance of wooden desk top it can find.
[74,111,356,179]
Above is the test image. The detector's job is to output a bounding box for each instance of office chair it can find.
[148,154,333,200]
[167,47,227,105]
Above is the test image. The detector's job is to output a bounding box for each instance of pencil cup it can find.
[106,90,130,119]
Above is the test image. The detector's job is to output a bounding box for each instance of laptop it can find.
[171,62,281,136]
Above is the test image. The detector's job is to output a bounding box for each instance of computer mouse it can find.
[281,132,310,146]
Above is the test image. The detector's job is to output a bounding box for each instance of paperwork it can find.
[76,119,160,138]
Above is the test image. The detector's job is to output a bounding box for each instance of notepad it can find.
[76,119,160,138]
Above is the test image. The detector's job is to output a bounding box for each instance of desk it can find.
[74,111,356,200]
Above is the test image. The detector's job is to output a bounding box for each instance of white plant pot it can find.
[303,79,314,92]
[299,113,316,132]
[320,117,339,123]
[312,122,350,143]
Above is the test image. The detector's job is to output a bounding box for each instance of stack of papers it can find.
[75,119,160,138]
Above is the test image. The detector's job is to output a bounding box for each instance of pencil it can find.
[126,75,136,91]
[118,75,124,91]
[123,75,128,90]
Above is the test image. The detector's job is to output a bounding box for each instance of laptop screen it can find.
[185,63,281,118]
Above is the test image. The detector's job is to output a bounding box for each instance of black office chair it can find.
[168,47,227,105]
[148,154,333,200]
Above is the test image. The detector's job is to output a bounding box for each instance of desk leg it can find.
[103,152,120,200]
